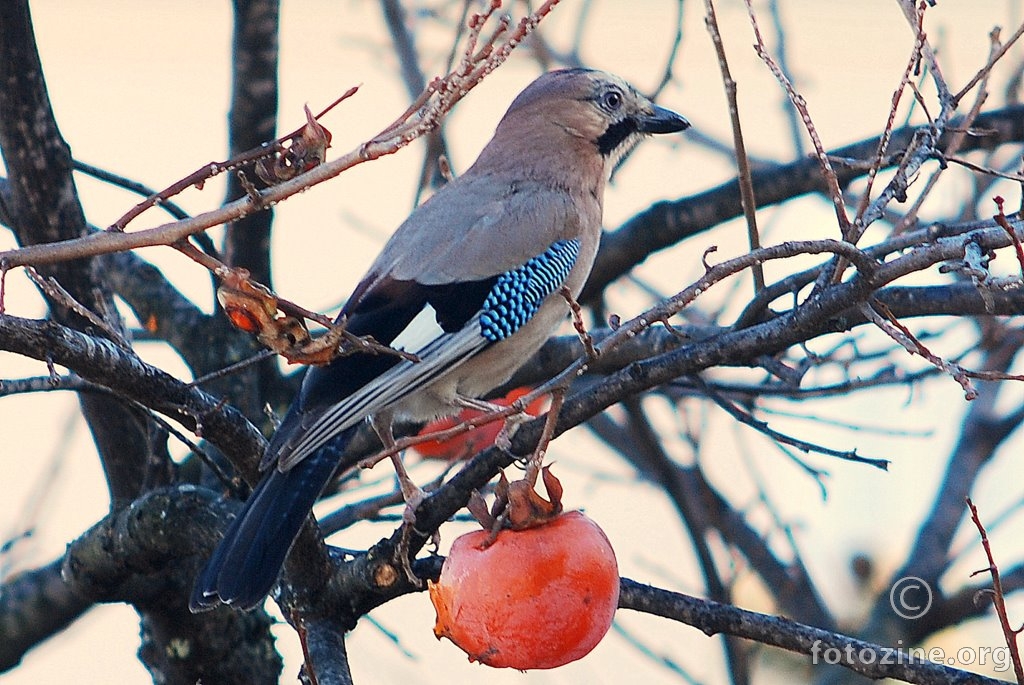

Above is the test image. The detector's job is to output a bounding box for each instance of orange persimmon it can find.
[413,387,546,460]
[429,511,619,669]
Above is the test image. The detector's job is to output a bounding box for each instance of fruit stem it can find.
[524,386,565,486]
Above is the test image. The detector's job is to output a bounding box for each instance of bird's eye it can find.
[601,89,623,111]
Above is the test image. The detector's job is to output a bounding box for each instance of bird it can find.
[190,68,689,611]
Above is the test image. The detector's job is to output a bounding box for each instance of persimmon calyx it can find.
[470,466,565,543]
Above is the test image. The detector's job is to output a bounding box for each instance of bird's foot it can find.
[396,469,427,525]
[493,410,531,451]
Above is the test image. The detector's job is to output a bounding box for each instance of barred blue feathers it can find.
[479,239,581,342]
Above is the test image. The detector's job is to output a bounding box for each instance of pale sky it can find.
[3,2,1023,683]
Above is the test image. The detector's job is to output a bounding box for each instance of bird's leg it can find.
[369,413,428,588]
[369,413,425,521]
[453,395,509,412]
[454,394,532,451]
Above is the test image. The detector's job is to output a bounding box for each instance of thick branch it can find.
[0,0,150,504]
[0,314,266,478]
[62,486,281,684]
[223,0,280,285]
[0,559,91,671]
[619,579,1004,685]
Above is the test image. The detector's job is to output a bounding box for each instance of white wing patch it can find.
[389,303,445,354]
[276,316,489,471]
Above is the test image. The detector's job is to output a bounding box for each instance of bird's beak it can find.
[638,104,690,134]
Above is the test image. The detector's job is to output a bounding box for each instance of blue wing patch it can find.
[479,239,580,342]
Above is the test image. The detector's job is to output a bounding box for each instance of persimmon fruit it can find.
[414,387,547,460]
[428,510,619,669]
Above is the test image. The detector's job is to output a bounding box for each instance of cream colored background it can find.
[2,1,1022,683]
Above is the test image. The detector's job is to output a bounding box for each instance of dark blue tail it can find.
[190,428,354,611]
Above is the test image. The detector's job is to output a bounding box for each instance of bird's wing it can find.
[263,181,581,472]
[368,174,584,284]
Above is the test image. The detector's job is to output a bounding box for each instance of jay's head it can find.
[490,68,689,175]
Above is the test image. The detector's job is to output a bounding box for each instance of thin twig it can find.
[24,267,129,348]
[993,196,1024,277]
[695,375,889,469]
[357,389,548,469]
[894,22,996,234]
[650,0,684,99]
[108,88,358,232]
[72,160,190,221]
[743,0,852,243]
[855,3,926,226]
[705,0,764,293]
[186,349,278,388]
[524,386,565,486]
[954,18,1024,105]
[0,1,562,272]
[560,285,598,359]
[943,153,1024,184]
[966,497,1024,684]
[766,0,805,157]
[859,300,978,399]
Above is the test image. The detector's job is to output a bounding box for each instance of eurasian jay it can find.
[191,68,689,611]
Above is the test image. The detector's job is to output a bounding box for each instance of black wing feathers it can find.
[295,275,497,416]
